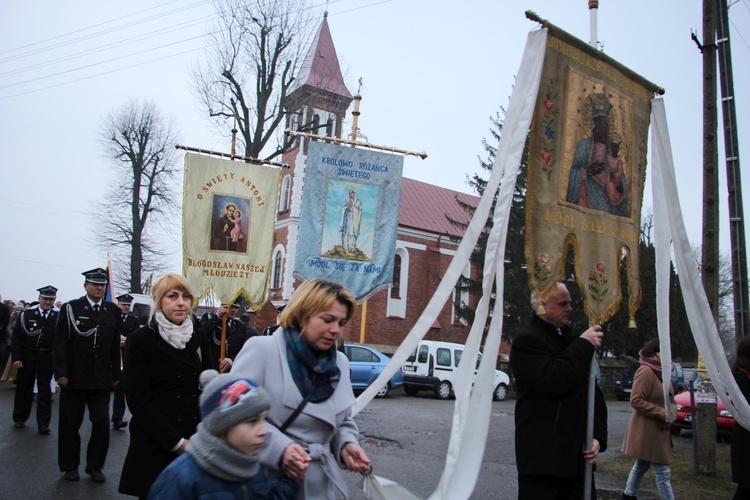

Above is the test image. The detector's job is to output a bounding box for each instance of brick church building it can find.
[249,15,488,355]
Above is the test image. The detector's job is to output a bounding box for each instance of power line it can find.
[0,45,206,100]
[0,0,212,62]
[0,0,384,100]
[0,16,213,79]
[0,32,209,90]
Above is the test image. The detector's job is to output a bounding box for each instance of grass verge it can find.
[597,436,734,499]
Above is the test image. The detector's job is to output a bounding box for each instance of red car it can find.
[670,388,735,437]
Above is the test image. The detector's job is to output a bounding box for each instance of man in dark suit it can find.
[11,285,59,434]
[199,301,246,372]
[53,268,121,483]
[111,293,140,430]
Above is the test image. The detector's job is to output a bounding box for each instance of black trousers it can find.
[57,387,110,472]
[112,382,126,421]
[518,473,596,500]
[13,366,53,428]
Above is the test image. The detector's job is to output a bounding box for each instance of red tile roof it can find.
[398,177,478,238]
[290,17,352,99]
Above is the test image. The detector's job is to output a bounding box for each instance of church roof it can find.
[289,16,351,99]
[398,177,478,238]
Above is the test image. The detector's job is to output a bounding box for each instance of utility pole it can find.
[716,0,750,344]
[697,0,719,476]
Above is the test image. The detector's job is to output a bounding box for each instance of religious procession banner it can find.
[294,141,404,302]
[182,153,281,310]
[525,28,660,325]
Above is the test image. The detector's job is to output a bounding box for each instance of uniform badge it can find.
[75,320,80,325]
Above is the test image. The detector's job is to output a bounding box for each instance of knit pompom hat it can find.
[199,369,271,436]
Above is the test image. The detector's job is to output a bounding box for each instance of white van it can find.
[401,340,510,401]
[129,293,154,324]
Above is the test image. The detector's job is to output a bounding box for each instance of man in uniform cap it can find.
[111,293,140,430]
[53,268,122,483]
[11,285,59,434]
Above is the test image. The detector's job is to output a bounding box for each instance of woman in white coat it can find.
[232,279,371,499]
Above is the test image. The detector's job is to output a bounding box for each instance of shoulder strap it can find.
[279,376,323,433]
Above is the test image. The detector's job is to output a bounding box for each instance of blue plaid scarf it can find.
[284,327,340,403]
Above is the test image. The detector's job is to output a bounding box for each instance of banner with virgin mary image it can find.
[294,141,404,302]
[525,29,659,325]
[182,153,281,310]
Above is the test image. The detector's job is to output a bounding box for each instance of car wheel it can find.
[616,394,626,401]
[493,383,507,401]
[375,383,390,398]
[435,381,452,400]
[670,426,681,436]
[404,386,419,396]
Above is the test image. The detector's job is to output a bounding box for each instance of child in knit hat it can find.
[148,370,297,499]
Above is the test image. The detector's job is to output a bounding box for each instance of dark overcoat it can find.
[11,306,58,371]
[53,296,121,389]
[118,319,211,498]
[510,314,606,478]
[732,367,750,487]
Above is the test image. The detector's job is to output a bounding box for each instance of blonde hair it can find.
[151,273,195,320]
[280,279,356,330]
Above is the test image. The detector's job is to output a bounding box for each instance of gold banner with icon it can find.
[182,153,281,310]
[525,32,655,324]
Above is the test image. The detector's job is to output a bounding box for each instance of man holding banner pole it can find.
[510,282,607,499]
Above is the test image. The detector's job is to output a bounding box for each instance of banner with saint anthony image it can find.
[294,141,404,302]
[525,30,658,325]
[182,153,281,309]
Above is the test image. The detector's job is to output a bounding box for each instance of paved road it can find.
[0,381,645,499]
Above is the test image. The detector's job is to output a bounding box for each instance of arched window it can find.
[279,175,291,212]
[387,246,408,318]
[325,117,333,137]
[272,250,283,289]
[312,114,320,134]
[390,253,402,299]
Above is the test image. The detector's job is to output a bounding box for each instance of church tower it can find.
[266,14,352,306]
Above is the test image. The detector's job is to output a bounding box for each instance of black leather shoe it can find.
[112,419,128,429]
[64,470,80,481]
[85,468,106,483]
[13,421,25,428]
[38,426,50,435]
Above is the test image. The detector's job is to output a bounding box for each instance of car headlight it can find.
[720,410,733,418]
[676,403,683,411]
[615,381,621,385]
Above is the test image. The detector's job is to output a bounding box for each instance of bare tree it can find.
[691,245,736,358]
[192,0,317,160]
[94,98,181,294]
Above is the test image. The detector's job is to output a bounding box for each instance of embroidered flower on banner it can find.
[540,80,560,181]
[588,263,609,304]
[533,253,552,283]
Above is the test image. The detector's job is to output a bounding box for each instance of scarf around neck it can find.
[283,327,340,403]
[154,310,193,350]
[640,352,673,381]
[187,423,260,481]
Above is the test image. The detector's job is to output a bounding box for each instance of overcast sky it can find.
[1,0,749,303]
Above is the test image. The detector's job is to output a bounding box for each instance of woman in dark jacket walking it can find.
[731,335,750,499]
[118,274,211,499]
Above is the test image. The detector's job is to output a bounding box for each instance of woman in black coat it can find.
[118,274,211,499]
[732,335,750,500]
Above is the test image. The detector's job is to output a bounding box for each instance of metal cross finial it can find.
[357,77,363,95]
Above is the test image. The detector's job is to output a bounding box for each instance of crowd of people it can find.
[1,270,370,499]
[3,273,750,498]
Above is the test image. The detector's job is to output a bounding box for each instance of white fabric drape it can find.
[354,29,548,500]
[651,98,750,428]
